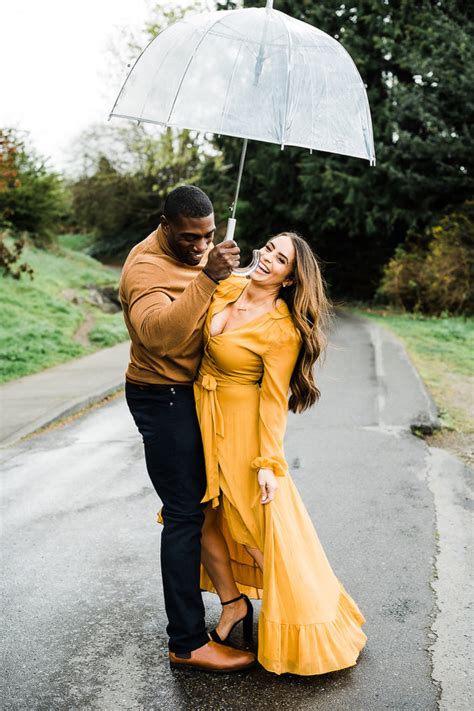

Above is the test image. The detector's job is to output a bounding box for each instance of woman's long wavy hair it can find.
[276,232,334,414]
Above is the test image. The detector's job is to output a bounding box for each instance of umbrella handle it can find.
[224,218,260,277]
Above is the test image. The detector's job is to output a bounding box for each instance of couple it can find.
[120,185,367,675]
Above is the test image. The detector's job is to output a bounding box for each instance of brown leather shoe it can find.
[169,640,257,673]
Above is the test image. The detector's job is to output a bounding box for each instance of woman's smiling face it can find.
[251,234,296,286]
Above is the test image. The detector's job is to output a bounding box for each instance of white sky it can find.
[1,0,152,171]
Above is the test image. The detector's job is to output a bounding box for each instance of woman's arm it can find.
[252,326,301,495]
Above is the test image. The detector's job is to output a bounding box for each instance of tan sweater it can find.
[119,226,218,385]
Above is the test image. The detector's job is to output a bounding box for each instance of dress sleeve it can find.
[251,324,301,477]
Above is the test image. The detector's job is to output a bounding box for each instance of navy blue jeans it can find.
[125,380,209,654]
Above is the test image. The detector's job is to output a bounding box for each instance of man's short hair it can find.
[163,185,213,222]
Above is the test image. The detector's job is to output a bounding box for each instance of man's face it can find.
[161,213,216,266]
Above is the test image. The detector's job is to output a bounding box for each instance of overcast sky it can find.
[1,0,151,171]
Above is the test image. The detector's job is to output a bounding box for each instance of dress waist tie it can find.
[194,373,224,509]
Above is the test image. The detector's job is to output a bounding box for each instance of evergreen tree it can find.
[219,1,474,297]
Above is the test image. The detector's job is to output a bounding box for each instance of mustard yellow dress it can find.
[194,276,367,675]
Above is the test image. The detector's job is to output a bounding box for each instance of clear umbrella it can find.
[110,0,375,274]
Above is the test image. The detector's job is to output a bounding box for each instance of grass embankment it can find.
[347,304,473,465]
[0,237,128,383]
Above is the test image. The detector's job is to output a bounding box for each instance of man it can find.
[120,185,256,672]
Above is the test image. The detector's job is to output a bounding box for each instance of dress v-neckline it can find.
[209,285,278,339]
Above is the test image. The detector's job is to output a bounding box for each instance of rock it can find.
[84,285,121,314]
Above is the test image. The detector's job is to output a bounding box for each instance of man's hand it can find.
[204,240,240,282]
[258,468,279,505]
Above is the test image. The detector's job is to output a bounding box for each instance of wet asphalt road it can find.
[1,313,443,710]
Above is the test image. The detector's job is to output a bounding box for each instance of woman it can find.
[195,232,367,675]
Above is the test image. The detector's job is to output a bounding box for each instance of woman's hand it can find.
[258,468,279,504]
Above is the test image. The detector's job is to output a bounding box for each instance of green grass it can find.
[348,306,473,376]
[57,232,96,253]
[0,240,128,383]
[88,313,129,348]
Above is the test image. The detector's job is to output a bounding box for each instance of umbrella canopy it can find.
[110,1,375,164]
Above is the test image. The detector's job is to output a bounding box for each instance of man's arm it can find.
[125,261,217,355]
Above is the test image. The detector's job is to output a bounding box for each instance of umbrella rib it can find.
[323,48,330,152]
[278,10,293,148]
[166,15,226,126]
[307,51,315,148]
[345,51,376,165]
[139,30,179,122]
[220,43,243,134]
[109,24,174,121]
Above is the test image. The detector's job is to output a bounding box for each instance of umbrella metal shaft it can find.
[225,137,260,276]
[231,138,248,220]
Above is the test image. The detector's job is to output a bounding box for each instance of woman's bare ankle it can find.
[216,597,247,636]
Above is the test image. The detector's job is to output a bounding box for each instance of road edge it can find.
[0,341,130,449]
[0,383,125,448]
[422,446,473,710]
[341,310,441,433]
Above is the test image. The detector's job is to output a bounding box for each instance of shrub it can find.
[0,131,33,278]
[0,128,69,248]
[69,123,229,259]
[0,235,34,279]
[377,201,474,315]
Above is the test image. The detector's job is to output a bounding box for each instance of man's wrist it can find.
[203,269,220,285]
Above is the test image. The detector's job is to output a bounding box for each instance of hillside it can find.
[0,238,128,383]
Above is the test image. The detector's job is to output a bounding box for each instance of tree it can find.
[216,0,474,298]
[70,123,227,258]
[69,1,235,259]
[0,128,68,245]
[89,0,473,301]
[0,131,32,278]
[0,127,69,278]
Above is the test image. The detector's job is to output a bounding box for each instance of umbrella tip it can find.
[266,0,274,9]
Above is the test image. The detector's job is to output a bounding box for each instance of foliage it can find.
[377,201,474,315]
[71,0,474,302]
[68,1,239,259]
[106,0,221,86]
[0,129,33,278]
[70,123,226,258]
[215,1,474,299]
[0,127,69,247]
[0,235,34,280]
[0,129,21,224]
[0,241,128,383]
[143,0,219,41]
[57,232,96,253]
